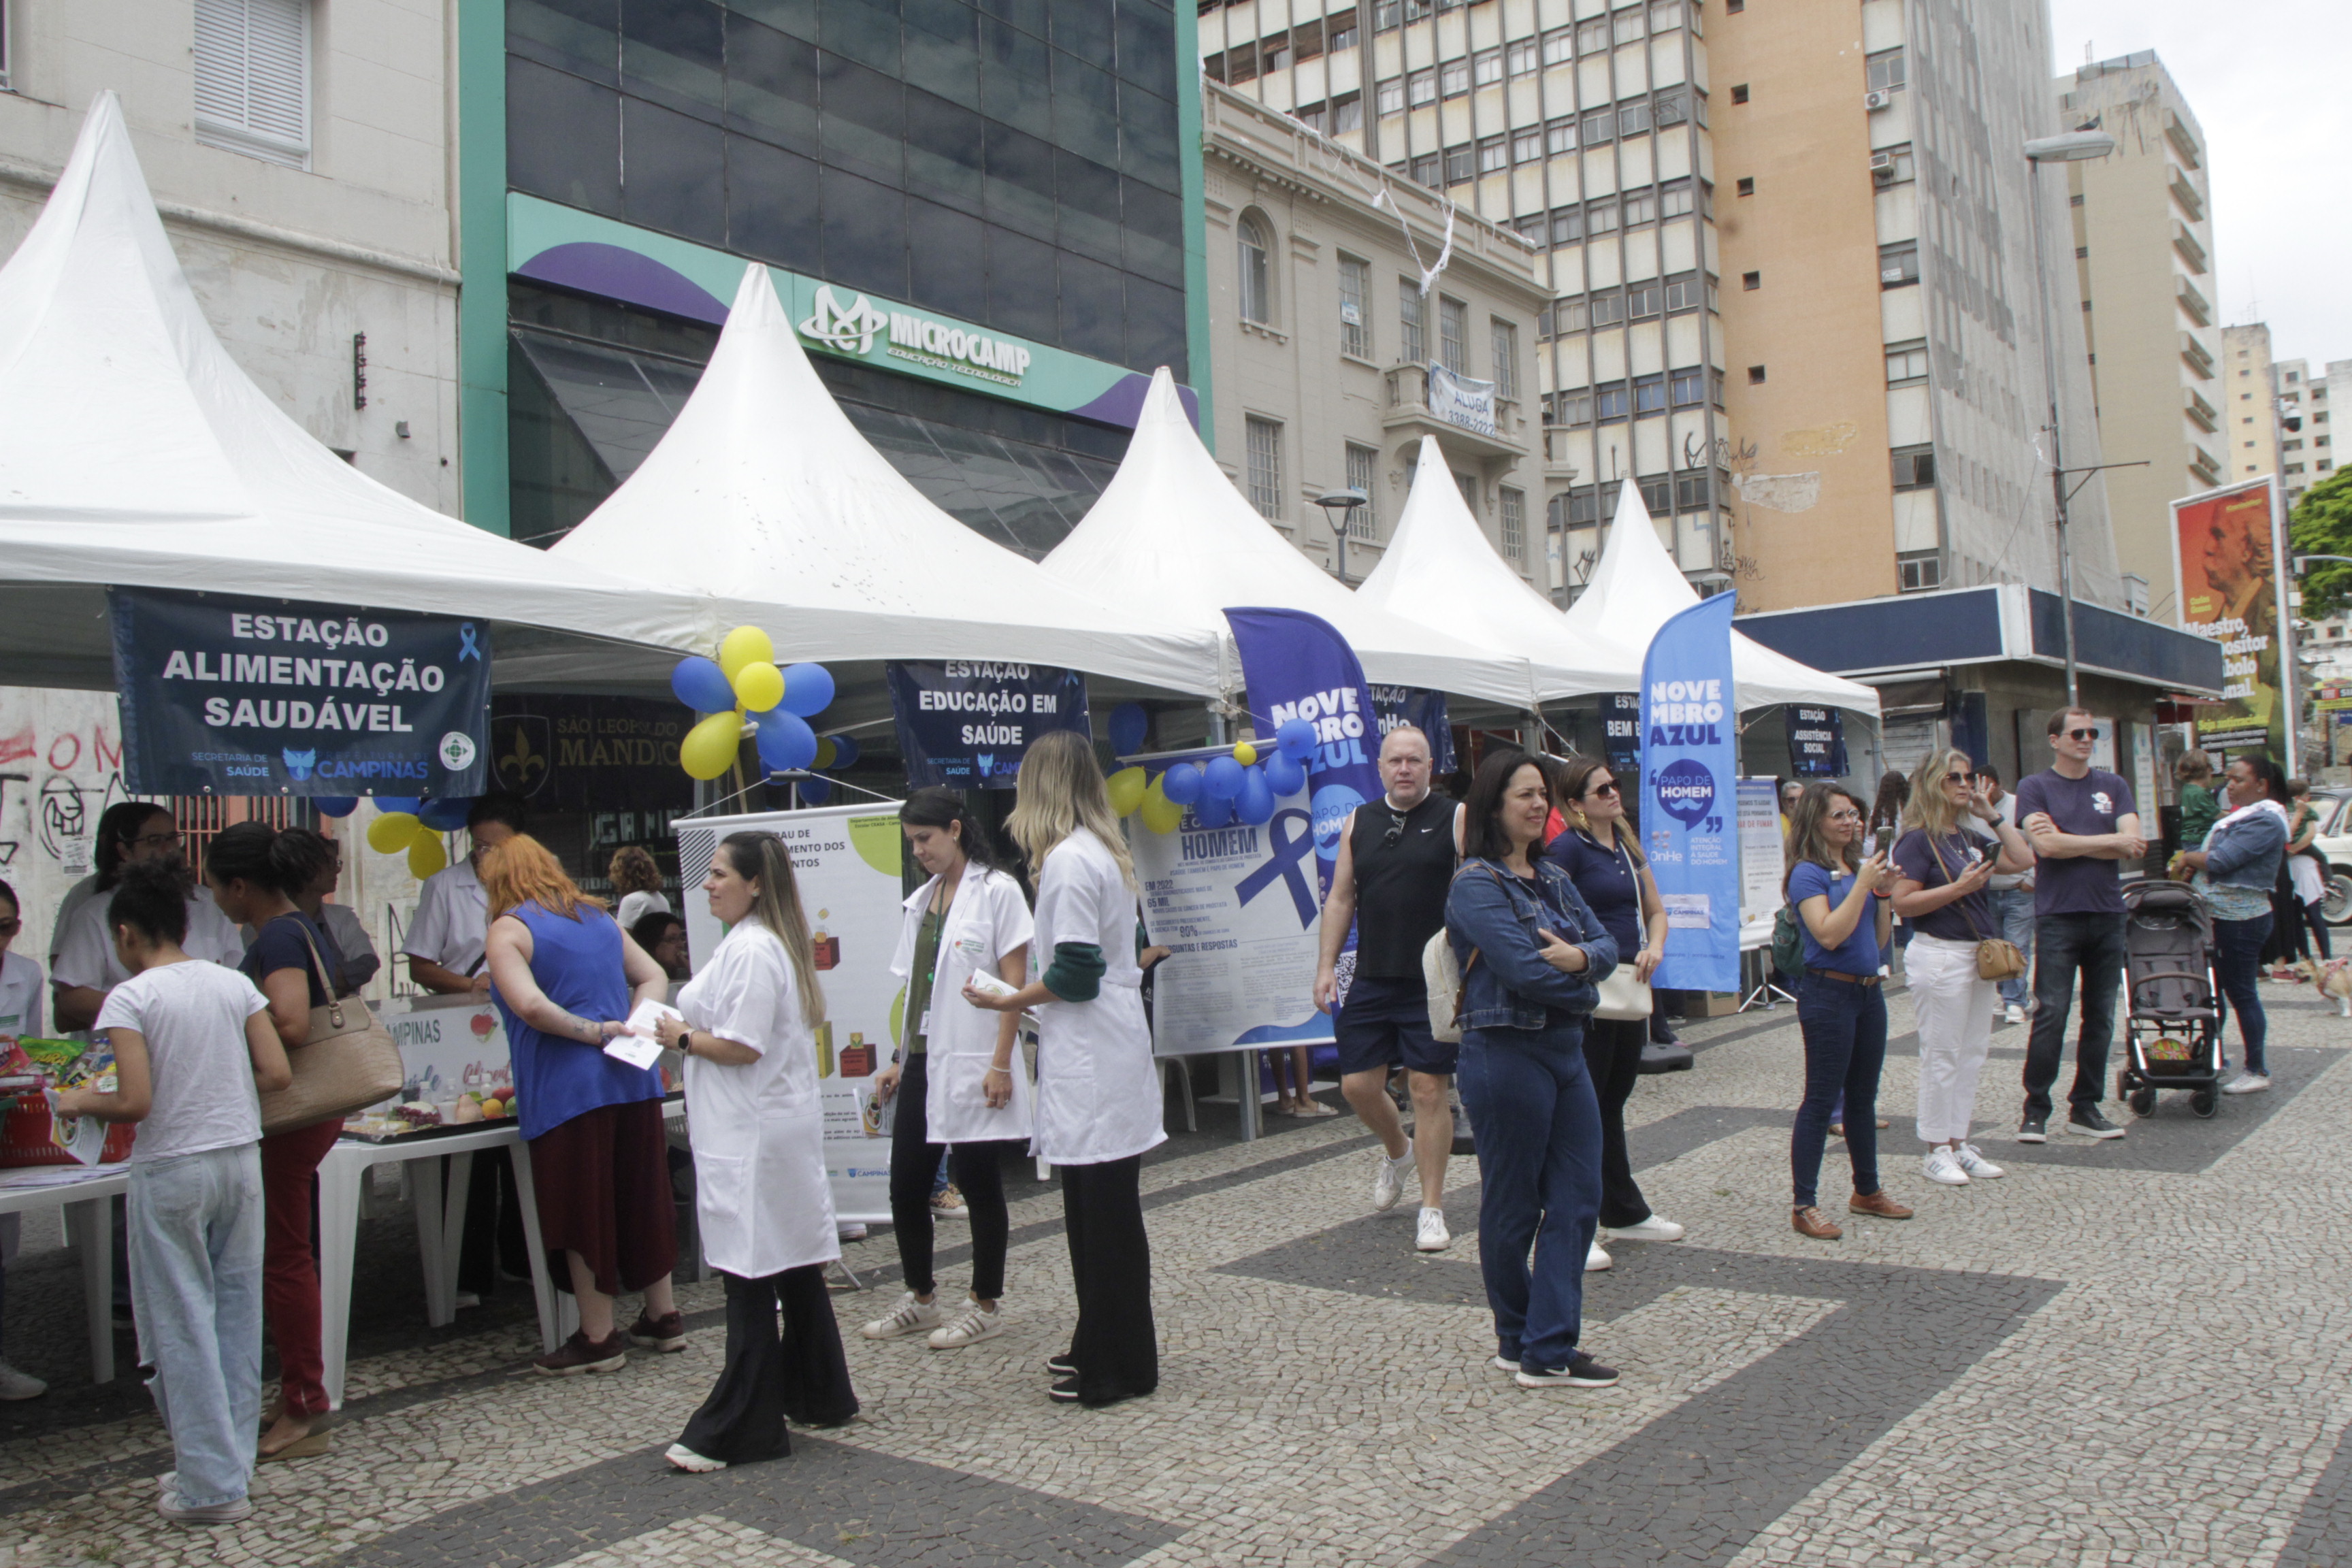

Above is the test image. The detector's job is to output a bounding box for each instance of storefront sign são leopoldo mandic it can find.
[798,285,1034,389]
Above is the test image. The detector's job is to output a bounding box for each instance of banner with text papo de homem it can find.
[109,588,491,797]
[885,660,1088,790]
[1642,593,1741,994]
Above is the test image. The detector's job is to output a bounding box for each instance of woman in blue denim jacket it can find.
[1444,749,1622,1390]
[2177,753,2290,1094]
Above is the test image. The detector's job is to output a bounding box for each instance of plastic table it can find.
[0,1165,131,1384]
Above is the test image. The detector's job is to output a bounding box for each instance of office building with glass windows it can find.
[466,0,1207,553]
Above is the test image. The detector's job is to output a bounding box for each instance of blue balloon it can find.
[1193,789,1233,828]
[1160,761,1205,804]
[671,655,736,714]
[1203,755,1245,800]
[373,796,420,814]
[827,733,862,769]
[780,662,835,718]
[1277,718,1318,761]
[1235,766,1275,825]
[1107,702,1149,756]
[756,710,819,773]
[312,796,358,818]
[1263,751,1306,797]
[418,797,473,832]
[798,775,834,805]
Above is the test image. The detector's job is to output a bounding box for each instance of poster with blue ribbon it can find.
[1222,607,1385,906]
[1642,593,1741,994]
[109,587,491,797]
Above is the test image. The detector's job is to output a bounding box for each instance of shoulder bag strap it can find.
[1922,833,1999,946]
[272,913,348,1032]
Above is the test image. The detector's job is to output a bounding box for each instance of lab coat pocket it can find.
[693,1151,753,1272]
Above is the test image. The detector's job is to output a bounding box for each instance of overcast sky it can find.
[2046,0,2352,369]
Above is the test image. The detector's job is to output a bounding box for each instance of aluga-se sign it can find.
[798,285,1035,389]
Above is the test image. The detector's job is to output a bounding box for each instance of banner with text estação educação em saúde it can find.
[108,587,491,798]
[1642,592,1742,994]
[885,659,1090,791]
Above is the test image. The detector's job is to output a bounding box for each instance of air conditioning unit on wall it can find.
[1869,150,1895,182]
[1864,88,1892,111]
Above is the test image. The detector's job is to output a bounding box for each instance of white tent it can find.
[0,92,697,689]
[550,265,1223,696]
[1043,370,1539,708]
[1357,436,1646,702]
[1563,480,1880,715]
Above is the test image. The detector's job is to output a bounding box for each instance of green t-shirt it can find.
[904,904,944,1056]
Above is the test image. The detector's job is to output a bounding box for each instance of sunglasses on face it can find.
[1586,781,1620,799]
[2063,728,2097,742]
[1944,771,1975,785]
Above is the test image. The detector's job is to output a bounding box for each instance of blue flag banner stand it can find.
[1642,593,1743,996]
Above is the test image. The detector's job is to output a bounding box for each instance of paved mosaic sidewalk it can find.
[2,983,2348,1567]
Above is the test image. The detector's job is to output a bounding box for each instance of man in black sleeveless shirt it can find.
[1313,725,1464,1252]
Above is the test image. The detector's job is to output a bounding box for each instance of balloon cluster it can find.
[669,627,839,785]
[363,795,470,880]
[1107,717,1321,836]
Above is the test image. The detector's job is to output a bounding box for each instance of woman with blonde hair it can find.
[655,831,858,1470]
[480,836,680,1375]
[608,845,671,932]
[1887,751,2034,1188]
[964,730,1161,1406]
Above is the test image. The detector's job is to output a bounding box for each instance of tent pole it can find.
[1205,698,1260,1144]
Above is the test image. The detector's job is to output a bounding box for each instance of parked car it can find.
[2302,789,2352,925]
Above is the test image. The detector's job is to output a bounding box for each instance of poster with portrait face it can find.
[2172,477,2290,762]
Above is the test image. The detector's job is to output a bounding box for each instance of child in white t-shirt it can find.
[51,860,289,1528]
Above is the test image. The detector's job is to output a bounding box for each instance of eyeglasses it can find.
[130,830,182,849]
[1827,811,1863,823]
[1944,771,1974,785]
[2064,728,2097,741]
[1586,780,1620,799]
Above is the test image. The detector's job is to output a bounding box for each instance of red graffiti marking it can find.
[93,728,121,772]
[0,729,31,766]
[47,734,79,771]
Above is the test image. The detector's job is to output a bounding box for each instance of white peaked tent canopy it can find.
[1562,480,1880,715]
[1044,370,1539,708]
[1358,436,1646,702]
[0,91,697,689]
[549,265,1223,696]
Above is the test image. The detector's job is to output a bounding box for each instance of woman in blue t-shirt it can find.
[1782,783,1910,1241]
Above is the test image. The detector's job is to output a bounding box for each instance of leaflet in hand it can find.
[606,999,683,1070]
[965,970,1019,1000]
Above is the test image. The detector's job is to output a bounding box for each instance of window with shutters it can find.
[195,0,312,169]
[1513,128,1543,164]
[1339,255,1371,359]
[1577,17,1610,52]
[1245,416,1285,519]
[1541,29,1573,65]
[1345,444,1379,537]
[1669,365,1705,406]
[1550,206,1583,246]
[1891,444,1937,491]
[1499,487,1525,559]
[1439,59,1469,98]
[1437,296,1468,374]
[1473,49,1503,88]
[1491,319,1518,399]
[1879,239,1920,289]
[1477,137,1507,175]
[1546,118,1578,157]
[1408,69,1436,108]
[1237,212,1275,325]
[1399,280,1425,363]
[1507,39,1537,76]
[1377,78,1405,116]
[1442,144,1473,184]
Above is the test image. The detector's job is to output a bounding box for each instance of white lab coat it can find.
[676,920,838,1278]
[1029,829,1163,1167]
[887,865,1036,1145]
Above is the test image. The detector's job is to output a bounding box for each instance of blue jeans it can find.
[129,1145,265,1509]
[1990,888,2038,1007]
[2023,912,2127,1118]
[1791,974,1889,1209]
[1456,1024,1601,1371]
[2212,914,2272,1075]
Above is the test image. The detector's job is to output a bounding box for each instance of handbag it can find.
[1422,864,1509,1045]
[1584,832,1652,1022]
[257,917,406,1136]
[1925,834,2027,983]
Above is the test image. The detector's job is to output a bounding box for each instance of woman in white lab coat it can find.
[654,831,857,1471]
[862,789,1034,1350]
[964,731,1162,1407]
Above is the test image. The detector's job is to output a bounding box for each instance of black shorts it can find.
[1334,975,1457,1077]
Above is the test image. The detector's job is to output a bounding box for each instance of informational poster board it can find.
[2172,476,2291,764]
[675,803,909,1223]
[1132,783,1328,1060]
[1736,777,1785,924]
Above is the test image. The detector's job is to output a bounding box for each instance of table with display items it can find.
[0,1164,131,1384]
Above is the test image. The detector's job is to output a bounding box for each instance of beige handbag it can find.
[1926,834,2027,984]
[257,918,406,1135]
[1592,966,1654,1022]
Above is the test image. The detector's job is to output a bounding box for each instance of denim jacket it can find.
[2195,798,2288,921]
[1444,858,1620,1033]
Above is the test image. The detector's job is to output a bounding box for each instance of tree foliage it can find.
[2289,469,2352,619]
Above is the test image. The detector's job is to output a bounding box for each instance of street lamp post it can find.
[2023,129,2116,708]
[1315,487,1369,582]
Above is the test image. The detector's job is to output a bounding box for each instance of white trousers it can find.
[1909,935,1997,1144]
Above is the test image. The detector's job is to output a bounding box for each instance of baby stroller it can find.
[2117,880,2224,1119]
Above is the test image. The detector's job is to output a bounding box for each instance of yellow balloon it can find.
[1107,765,1147,817]
[1233,741,1258,766]
[732,659,785,713]
[681,710,743,780]
[367,812,423,855]
[719,625,774,681]
[1141,791,1185,835]
[408,835,448,881]
[814,736,840,770]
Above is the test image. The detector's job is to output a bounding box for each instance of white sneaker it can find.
[1953,1143,2006,1179]
[1372,1147,1413,1211]
[2004,1003,2025,1026]
[1490,1354,1520,1372]
[1923,1147,1970,1186]
[1608,1215,1685,1243]
[1585,1241,1612,1271]
[858,1291,942,1340]
[666,1443,727,1473]
[928,1302,1006,1349]
[1416,1207,1451,1251]
[0,1361,46,1401]
[2221,1072,2272,1095]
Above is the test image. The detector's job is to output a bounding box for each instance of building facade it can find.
[2271,355,2343,512]
[2059,50,2219,621]
[2222,322,2282,493]
[1201,78,1550,581]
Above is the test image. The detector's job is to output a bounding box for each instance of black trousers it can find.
[1578,1017,1652,1229]
[1061,1155,1156,1406]
[885,1052,1019,1301]
[677,1265,859,1464]
[455,1153,528,1294]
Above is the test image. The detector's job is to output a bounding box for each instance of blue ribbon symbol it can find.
[1236,808,1318,927]
[457,622,482,662]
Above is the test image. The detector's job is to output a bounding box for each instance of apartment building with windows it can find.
[2270,355,2342,512]
[2223,323,2282,493]
[2059,50,2218,621]
[1202,78,1547,581]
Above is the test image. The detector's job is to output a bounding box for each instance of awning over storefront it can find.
[1043,371,1542,709]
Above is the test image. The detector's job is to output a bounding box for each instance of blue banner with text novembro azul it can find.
[1642,593,1741,993]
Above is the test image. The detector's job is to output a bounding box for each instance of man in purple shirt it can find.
[2011,707,2144,1143]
